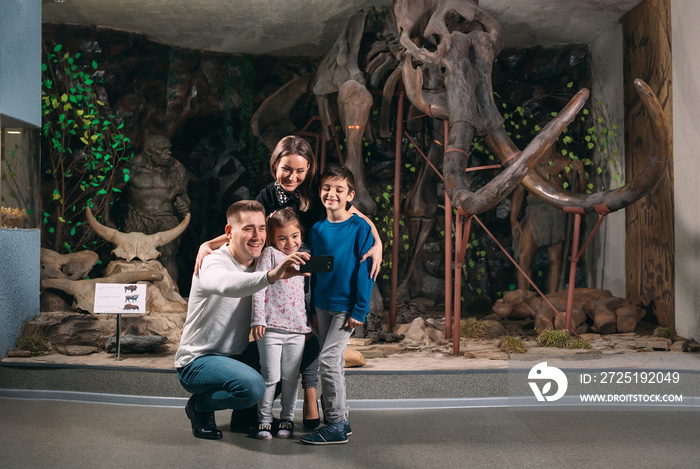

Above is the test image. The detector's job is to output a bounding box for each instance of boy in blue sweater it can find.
[300,165,375,445]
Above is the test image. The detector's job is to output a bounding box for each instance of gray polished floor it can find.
[1,398,698,469]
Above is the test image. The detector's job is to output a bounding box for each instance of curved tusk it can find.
[152,213,191,248]
[487,79,669,213]
[86,207,122,244]
[402,60,448,120]
[450,87,589,216]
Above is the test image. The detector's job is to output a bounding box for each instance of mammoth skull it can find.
[395,0,669,216]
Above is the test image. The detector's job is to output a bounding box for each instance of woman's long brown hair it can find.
[269,136,316,211]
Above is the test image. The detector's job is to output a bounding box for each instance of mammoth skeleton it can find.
[254,0,669,297]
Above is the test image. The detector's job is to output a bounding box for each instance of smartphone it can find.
[299,255,334,273]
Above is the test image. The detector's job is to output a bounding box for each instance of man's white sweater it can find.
[174,245,270,369]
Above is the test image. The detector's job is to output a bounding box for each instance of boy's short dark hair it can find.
[320,164,356,193]
[226,200,265,225]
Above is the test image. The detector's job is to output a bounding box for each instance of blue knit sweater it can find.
[310,214,375,322]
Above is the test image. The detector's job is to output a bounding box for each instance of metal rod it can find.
[444,121,453,340]
[565,213,583,333]
[453,214,462,355]
[455,216,472,355]
[115,314,121,361]
[577,214,607,260]
[389,92,404,331]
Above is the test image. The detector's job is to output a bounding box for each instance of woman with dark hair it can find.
[195,135,383,430]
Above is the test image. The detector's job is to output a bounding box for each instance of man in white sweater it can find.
[175,200,309,440]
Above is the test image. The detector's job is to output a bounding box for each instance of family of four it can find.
[174,136,381,444]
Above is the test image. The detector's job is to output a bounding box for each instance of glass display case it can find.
[0,116,41,228]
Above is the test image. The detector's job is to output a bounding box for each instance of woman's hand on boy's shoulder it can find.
[361,242,383,280]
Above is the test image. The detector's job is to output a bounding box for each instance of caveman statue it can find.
[106,135,190,282]
[511,146,587,294]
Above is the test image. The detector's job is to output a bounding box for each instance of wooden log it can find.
[554,307,586,330]
[583,300,617,334]
[613,305,641,333]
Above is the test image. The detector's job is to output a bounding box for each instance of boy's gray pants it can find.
[316,307,352,424]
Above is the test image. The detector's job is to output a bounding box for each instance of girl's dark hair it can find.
[266,207,303,247]
[269,136,316,211]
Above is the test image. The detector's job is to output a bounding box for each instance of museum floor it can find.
[1,345,699,468]
[1,399,699,468]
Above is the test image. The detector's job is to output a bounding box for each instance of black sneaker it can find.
[300,424,348,445]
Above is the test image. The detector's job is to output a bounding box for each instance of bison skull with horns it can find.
[396,0,669,216]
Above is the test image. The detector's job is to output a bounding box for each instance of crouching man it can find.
[175,200,309,439]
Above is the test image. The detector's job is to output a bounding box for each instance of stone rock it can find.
[105,334,167,353]
[18,311,185,351]
[633,337,671,350]
[344,347,366,367]
[347,338,373,346]
[492,299,512,318]
[670,340,688,352]
[479,320,507,339]
[55,345,100,356]
[20,312,114,347]
[7,349,33,358]
[420,275,446,303]
[395,300,425,324]
[400,317,434,344]
[414,296,437,307]
[40,290,73,312]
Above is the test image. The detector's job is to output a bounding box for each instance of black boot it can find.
[185,395,222,440]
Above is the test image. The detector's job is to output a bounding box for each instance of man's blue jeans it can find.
[177,346,265,413]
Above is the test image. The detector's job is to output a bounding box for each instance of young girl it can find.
[252,208,311,439]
